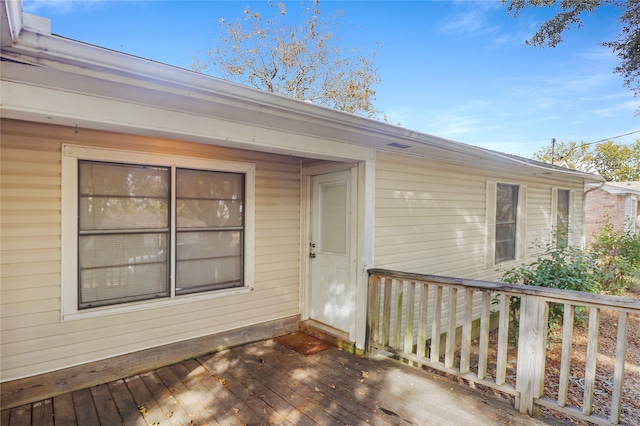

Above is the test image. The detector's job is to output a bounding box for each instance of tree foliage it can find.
[505,0,640,111]
[533,139,640,181]
[192,1,381,117]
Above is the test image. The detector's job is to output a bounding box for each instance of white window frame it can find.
[61,144,255,321]
[485,181,527,268]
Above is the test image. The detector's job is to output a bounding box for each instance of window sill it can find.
[62,286,253,322]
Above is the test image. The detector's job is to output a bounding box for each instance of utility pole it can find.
[551,138,556,165]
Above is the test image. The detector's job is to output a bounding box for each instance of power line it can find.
[556,129,640,161]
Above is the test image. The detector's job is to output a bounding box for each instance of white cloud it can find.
[23,0,117,14]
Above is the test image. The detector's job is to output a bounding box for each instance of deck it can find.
[1,335,557,426]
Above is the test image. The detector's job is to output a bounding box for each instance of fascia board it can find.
[1,77,375,162]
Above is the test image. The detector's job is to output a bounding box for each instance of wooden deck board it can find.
[230,342,347,425]
[199,350,294,425]
[181,358,256,425]
[30,400,53,426]
[154,365,214,424]
[71,388,100,425]
[268,342,395,425]
[90,384,123,425]
[107,379,146,426]
[228,342,345,426]
[51,393,75,426]
[166,363,223,425]
[6,404,30,426]
[123,375,167,426]
[1,338,557,426]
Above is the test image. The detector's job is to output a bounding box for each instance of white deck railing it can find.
[366,268,640,425]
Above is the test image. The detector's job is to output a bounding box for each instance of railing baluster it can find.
[445,287,458,368]
[416,282,429,360]
[430,285,443,363]
[583,307,600,416]
[404,281,416,355]
[393,280,404,350]
[477,291,491,380]
[382,278,392,348]
[460,289,474,373]
[557,303,574,407]
[496,293,510,385]
[611,311,628,424]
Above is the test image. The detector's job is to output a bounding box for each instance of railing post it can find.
[515,294,548,415]
[365,273,380,356]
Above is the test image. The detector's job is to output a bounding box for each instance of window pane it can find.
[176,231,242,294]
[79,233,169,308]
[557,189,570,248]
[176,169,243,199]
[79,162,169,231]
[175,168,244,295]
[320,183,347,254]
[176,199,243,228]
[78,161,170,309]
[495,184,519,262]
[176,169,244,228]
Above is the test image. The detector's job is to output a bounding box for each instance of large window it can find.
[495,184,519,263]
[63,145,255,317]
[556,189,570,248]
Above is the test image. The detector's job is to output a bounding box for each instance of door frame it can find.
[301,160,375,350]
[301,162,358,340]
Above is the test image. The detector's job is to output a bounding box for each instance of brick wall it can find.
[585,188,626,244]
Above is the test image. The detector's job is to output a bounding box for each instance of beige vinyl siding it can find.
[375,152,489,279]
[375,151,587,282]
[0,119,301,381]
[373,152,588,335]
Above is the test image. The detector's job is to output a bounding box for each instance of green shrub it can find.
[589,219,640,294]
[500,238,604,329]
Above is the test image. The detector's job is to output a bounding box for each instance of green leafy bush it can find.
[589,220,640,293]
[500,238,604,328]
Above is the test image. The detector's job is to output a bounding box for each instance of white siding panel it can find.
[0,119,301,382]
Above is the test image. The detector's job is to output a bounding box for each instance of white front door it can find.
[309,170,352,332]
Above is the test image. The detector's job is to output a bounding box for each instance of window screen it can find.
[556,189,570,248]
[78,161,170,308]
[175,169,244,294]
[495,184,519,263]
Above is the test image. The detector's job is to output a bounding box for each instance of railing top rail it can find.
[368,268,640,313]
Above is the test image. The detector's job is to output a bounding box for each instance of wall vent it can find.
[387,142,411,149]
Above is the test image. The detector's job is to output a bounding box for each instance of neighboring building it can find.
[585,182,640,243]
[0,1,605,408]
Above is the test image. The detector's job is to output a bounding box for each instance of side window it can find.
[495,184,519,263]
[556,189,570,248]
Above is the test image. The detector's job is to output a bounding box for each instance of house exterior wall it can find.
[374,151,586,281]
[585,188,629,243]
[0,119,302,382]
[372,152,586,327]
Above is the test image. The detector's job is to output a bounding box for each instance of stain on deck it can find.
[1,338,558,425]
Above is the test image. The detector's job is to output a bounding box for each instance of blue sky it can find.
[22,0,640,158]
